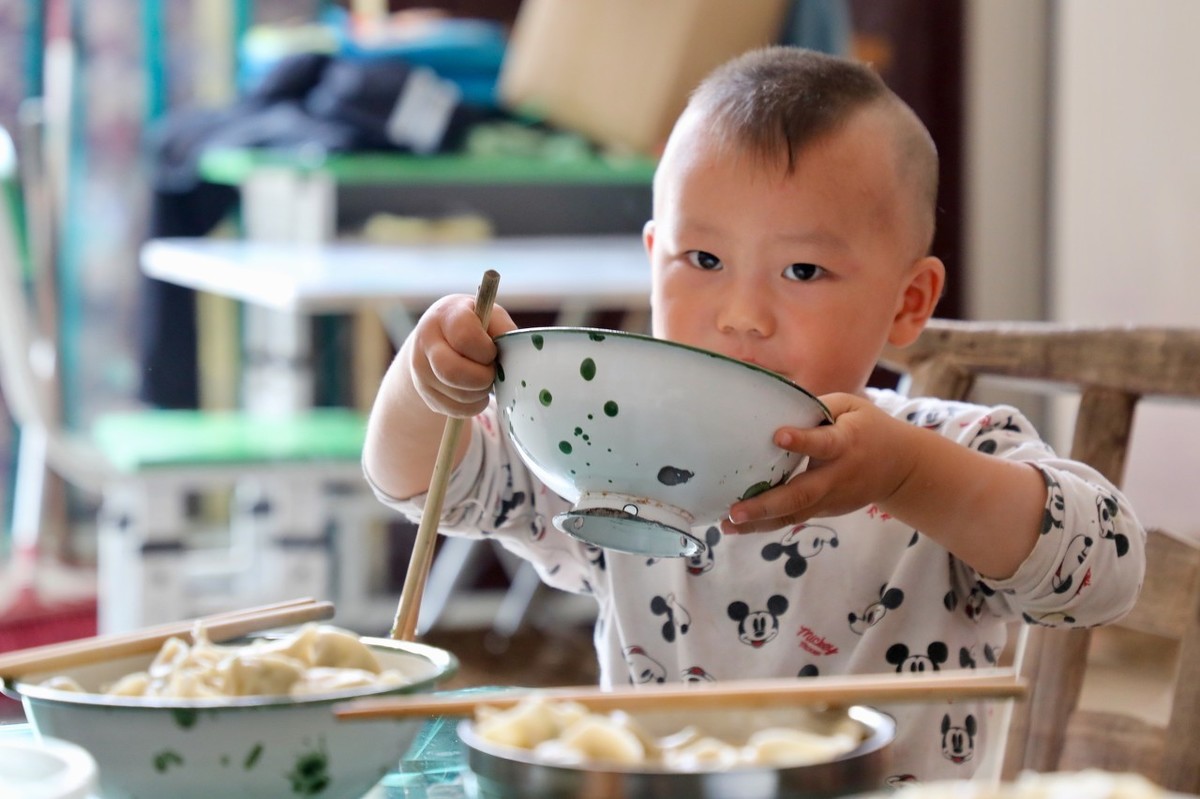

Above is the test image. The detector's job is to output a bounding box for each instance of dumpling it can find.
[217,652,306,696]
[740,727,859,767]
[290,666,406,696]
[263,624,380,673]
[556,715,646,765]
[146,637,191,680]
[105,672,152,697]
[38,676,85,693]
[306,626,381,672]
[39,623,412,700]
[661,735,740,771]
[530,739,589,766]
[653,724,703,754]
[475,698,562,749]
[546,700,591,730]
[152,668,226,699]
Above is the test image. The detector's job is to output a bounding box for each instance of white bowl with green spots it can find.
[4,636,456,799]
[493,328,831,557]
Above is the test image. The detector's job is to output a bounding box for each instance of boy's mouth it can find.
[736,354,784,376]
[710,348,791,381]
[726,351,762,367]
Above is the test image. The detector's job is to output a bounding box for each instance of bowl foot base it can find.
[553,493,705,557]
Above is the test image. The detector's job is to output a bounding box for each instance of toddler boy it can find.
[363,46,1144,783]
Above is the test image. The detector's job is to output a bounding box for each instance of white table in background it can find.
[140,234,650,635]
[142,235,651,410]
[141,234,650,320]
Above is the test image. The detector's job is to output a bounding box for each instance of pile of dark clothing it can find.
[139,53,498,408]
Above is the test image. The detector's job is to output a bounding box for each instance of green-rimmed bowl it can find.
[493,328,831,558]
[2,635,457,799]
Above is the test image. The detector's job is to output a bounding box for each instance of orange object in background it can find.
[498,0,789,157]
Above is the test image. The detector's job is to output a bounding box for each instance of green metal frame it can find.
[198,148,657,187]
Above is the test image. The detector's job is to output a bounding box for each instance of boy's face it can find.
[643,105,944,397]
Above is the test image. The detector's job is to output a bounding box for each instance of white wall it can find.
[965,0,1199,537]
[1050,0,1200,537]
[964,0,1049,322]
[962,1,1051,432]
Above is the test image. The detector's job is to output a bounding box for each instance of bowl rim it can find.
[494,327,832,422]
[457,703,895,776]
[4,634,458,711]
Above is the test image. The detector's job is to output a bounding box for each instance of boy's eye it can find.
[687,251,722,270]
[784,263,826,282]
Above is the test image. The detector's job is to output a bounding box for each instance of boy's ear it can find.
[888,255,945,347]
[642,219,656,256]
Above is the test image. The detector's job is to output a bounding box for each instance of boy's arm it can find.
[726,393,1071,579]
[369,395,608,599]
[873,428,1046,579]
[362,336,460,500]
[362,294,516,500]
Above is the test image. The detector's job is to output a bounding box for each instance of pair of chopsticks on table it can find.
[0,597,334,679]
[335,669,1028,720]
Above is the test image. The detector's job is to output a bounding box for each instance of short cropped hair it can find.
[686,46,939,251]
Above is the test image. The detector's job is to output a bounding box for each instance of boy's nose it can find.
[716,280,774,337]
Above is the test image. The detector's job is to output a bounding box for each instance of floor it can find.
[422,622,599,690]
[1075,626,1176,725]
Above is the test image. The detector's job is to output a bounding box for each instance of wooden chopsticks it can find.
[0,597,334,679]
[335,668,1026,720]
[390,269,501,641]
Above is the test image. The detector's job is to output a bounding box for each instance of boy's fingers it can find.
[453,320,500,364]
[775,391,865,457]
[420,382,490,418]
[775,423,841,460]
[817,392,861,417]
[726,471,826,530]
[486,304,517,337]
[437,363,496,395]
[427,338,497,392]
[431,381,491,407]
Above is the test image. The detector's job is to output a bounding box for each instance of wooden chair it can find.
[879,319,1200,793]
[0,124,370,634]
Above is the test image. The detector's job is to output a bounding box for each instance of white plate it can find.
[0,736,98,799]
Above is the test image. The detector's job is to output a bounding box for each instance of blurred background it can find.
[0,0,1196,681]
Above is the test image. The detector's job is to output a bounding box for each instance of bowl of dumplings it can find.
[493,328,831,558]
[459,696,895,798]
[2,623,457,799]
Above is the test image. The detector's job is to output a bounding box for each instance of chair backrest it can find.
[879,320,1200,792]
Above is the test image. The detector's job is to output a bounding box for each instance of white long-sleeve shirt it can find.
[370,388,1144,785]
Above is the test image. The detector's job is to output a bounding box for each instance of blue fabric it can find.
[781,0,853,56]
[336,18,507,77]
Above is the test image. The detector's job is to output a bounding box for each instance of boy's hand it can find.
[722,393,920,534]
[406,293,517,418]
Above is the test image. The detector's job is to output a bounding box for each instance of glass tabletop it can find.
[371,711,470,799]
